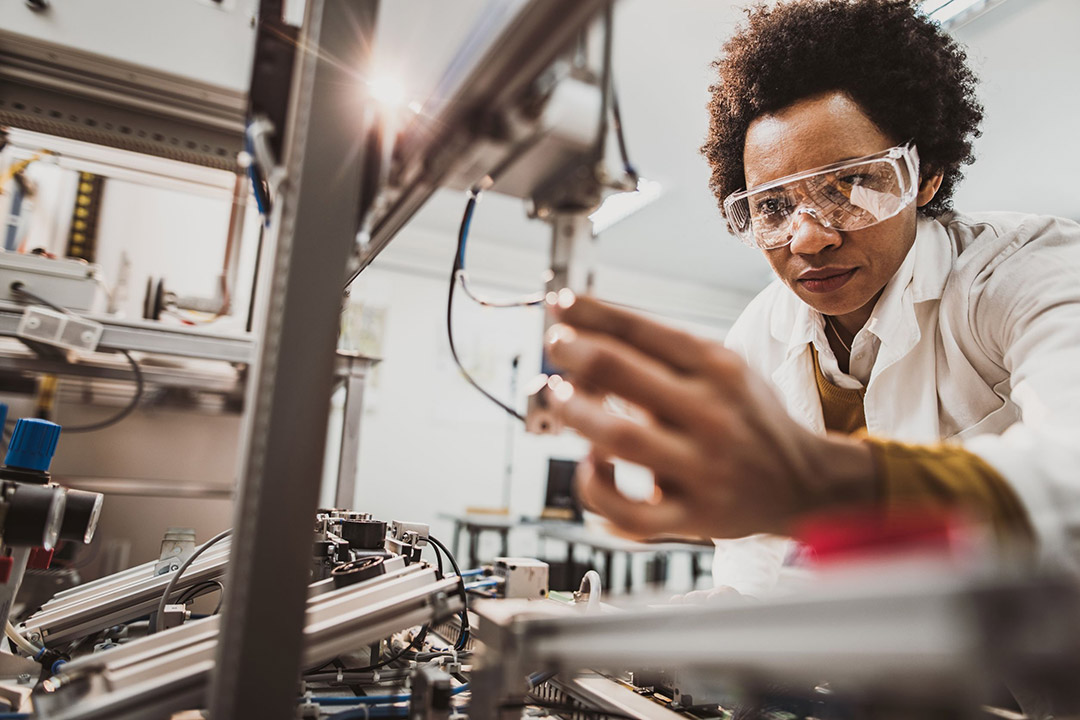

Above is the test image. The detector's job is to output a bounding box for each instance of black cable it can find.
[62,348,143,433]
[152,529,231,633]
[427,534,470,651]
[10,283,65,314]
[176,580,225,615]
[428,537,445,577]
[9,282,145,433]
[350,625,430,672]
[610,83,638,183]
[176,580,218,603]
[446,193,526,423]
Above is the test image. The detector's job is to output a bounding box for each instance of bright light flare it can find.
[588,178,664,235]
[365,73,407,110]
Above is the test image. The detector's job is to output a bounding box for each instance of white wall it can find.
[332,220,754,551]
[952,0,1080,220]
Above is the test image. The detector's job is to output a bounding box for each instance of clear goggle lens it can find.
[723,144,920,249]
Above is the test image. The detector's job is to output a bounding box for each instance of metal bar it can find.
[54,477,233,500]
[0,305,253,363]
[23,546,232,646]
[548,673,685,720]
[208,1,379,718]
[221,173,249,316]
[334,353,375,509]
[39,571,461,720]
[0,351,244,394]
[0,30,245,170]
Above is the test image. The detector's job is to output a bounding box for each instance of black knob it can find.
[58,489,104,544]
[339,519,386,550]
[4,483,65,549]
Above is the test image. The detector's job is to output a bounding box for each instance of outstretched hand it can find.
[545,294,876,540]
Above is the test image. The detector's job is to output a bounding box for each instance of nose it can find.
[787,208,842,255]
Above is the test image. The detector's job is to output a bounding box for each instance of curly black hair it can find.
[702,0,983,219]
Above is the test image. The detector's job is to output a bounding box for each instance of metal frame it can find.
[470,568,1080,717]
[37,565,461,720]
[21,542,233,647]
[206,2,617,717]
[208,2,381,718]
[333,352,378,509]
[350,0,615,281]
[0,30,245,170]
[0,303,253,363]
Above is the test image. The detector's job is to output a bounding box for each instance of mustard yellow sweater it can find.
[810,346,1032,542]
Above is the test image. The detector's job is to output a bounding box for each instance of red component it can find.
[795,508,966,566]
[27,547,54,570]
[0,557,13,584]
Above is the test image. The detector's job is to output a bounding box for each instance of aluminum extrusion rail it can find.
[21,543,233,647]
[470,569,1080,716]
[0,304,254,363]
[35,566,461,720]
[0,30,245,170]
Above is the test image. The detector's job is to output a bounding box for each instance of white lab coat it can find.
[713,211,1080,596]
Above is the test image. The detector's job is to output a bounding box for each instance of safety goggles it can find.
[723,143,921,249]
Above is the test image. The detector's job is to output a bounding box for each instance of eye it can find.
[754,196,788,217]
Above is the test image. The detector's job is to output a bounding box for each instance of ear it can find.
[916,172,944,207]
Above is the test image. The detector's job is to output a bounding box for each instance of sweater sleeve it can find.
[865,438,1033,543]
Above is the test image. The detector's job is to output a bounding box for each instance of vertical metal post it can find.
[209,2,378,719]
[525,212,596,434]
[335,352,376,510]
[220,172,248,316]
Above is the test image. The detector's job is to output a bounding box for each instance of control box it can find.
[0,251,103,312]
[494,557,549,599]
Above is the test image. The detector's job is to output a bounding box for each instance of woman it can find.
[544,0,1080,594]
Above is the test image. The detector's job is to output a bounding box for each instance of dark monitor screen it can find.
[544,458,583,522]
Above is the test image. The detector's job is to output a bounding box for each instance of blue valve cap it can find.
[5,418,61,472]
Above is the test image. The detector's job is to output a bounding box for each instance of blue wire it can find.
[0,714,31,719]
[464,579,498,590]
[458,568,485,578]
[455,195,476,269]
[312,694,409,706]
[244,125,271,226]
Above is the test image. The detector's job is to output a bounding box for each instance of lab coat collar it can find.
[770,215,954,359]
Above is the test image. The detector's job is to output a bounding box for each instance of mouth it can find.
[797,267,858,294]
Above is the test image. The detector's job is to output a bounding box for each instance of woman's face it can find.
[742,92,938,326]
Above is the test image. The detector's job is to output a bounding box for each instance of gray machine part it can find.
[349,0,616,279]
[20,539,232,648]
[0,12,248,171]
[35,562,460,720]
[468,566,1080,718]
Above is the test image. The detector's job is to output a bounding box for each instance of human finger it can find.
[546,324,724,427]
[553,384,704,483]
[575,455,686,538]
[549,293,716,374]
